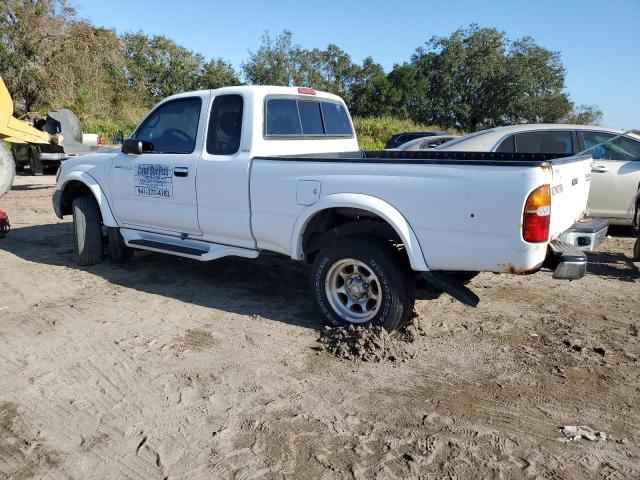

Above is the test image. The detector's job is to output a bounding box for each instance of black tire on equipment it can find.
[29,149,43,176]
[311,236,415,331]
[72,195,103,266]
[10,147,24,173]
[0,143,15,200]
[634,238,640,262]
[107,227,133,263]
[49,108,82,143]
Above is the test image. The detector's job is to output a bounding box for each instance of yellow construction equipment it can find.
[0,75,61,145]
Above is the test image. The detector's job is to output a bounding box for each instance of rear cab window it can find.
[265,96,353,138]
[515,131,573,154]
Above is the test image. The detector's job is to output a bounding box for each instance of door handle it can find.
[174,167,189,177]
[591,165,609,172]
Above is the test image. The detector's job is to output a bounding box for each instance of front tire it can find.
[72,196,103,266]
[312,237,415,331]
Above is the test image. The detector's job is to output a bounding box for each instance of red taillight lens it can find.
[297,87,316,95]
[523,185,551,243]
[97,135,102,145]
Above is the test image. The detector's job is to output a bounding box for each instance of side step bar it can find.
[419,271,480,308]
[128,239,207,256]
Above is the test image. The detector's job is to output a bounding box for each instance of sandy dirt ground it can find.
[0,174,639,479]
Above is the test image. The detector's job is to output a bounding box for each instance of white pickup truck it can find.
[53,86,599,330]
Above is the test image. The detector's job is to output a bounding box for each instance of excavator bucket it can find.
[0,76,51,144]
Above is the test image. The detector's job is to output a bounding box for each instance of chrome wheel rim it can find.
[325,258,382,323]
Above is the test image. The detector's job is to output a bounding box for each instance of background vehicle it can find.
[437,124,640,226]
[11,110,113,175]
[54,86,599,331]
[384,131,448,149]
[633,191,640,261]
[390,134,457,151]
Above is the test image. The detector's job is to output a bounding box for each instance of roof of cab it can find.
[163,85,346,104]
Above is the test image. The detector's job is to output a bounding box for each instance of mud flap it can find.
[419,271,480,307]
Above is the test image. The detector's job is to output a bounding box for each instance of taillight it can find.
[97,135,102,145]
[523,185,551,243]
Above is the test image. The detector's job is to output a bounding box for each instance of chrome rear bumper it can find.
[557,218,609,252]
[547,240,587,280]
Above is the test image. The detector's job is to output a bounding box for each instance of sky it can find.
[76,0,639,129]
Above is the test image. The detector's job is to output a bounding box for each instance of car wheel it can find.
[634,238,640,262]
[107,227,133,263]
[29,149,43,176]
[312,236,415,331]
[72,195,104,266]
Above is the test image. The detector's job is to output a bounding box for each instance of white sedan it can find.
[389,134,457,151]
[437,124,640,225]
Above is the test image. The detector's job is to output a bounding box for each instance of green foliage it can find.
[353,116,453,150]
[562,104,604,125]
[0,4,608,137]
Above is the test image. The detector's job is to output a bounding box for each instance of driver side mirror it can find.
[122,138,154,155]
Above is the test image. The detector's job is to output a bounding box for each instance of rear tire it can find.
[312,236,415,331]
[107,227,133,263]
[634,238,640,262]
[10,148,24,173]
[29,150,43,176]
[72,196,103,266]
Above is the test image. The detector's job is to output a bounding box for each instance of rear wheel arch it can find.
[292,194,429,271]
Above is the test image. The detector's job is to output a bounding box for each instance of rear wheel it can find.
[107,227,133,263]
[10,148,24,173]
[72,196,103,266]
[634,238,640,262]
[29,149,43,176]
[312,237,415,331]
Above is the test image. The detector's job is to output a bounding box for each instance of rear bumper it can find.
[557,218,609,252]
[545,240,587,280]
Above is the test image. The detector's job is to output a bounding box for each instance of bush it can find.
[353,116,454,150]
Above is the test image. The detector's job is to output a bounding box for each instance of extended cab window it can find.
[515,131,573,154]
[581,132,640,161]
[495,135,515,153]
[207,94,243,155]
[135,98,201,154]
[265,97,353,137]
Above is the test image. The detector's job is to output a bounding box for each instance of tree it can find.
[562,104,603,125]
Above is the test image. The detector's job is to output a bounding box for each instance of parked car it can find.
[390,135,458,151]
[53,86,603,331]
[385,131,447,149]
[633,191,640,261]
[11,109,113,175]
[438,124,640,226]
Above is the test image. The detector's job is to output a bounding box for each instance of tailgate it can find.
[548,154,593,239]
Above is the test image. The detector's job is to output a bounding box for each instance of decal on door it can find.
[134,164,173,198]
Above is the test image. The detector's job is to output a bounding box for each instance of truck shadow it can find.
[3,223,636,329]
[2,222,325,329]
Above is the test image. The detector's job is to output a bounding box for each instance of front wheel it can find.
[312,237,415,331]
[72,196,104,266]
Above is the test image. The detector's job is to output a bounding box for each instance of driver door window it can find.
[136,98,202,153]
